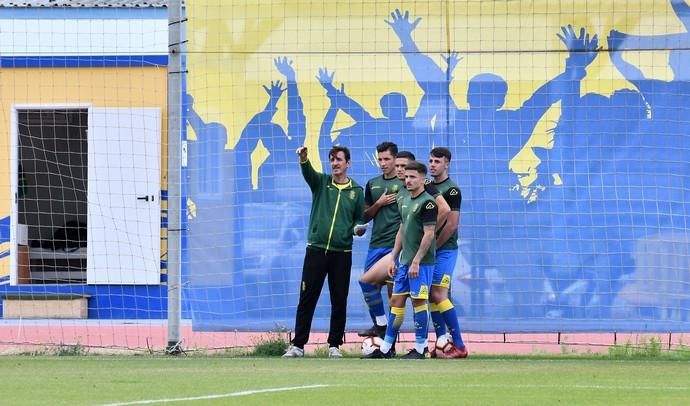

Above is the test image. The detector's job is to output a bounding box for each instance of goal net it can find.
[184,0,690,334]
[1,0,690,354]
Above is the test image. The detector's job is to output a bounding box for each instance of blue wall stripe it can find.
[0,216,9,243]
[0,55,168,68]
[0,285,167,319]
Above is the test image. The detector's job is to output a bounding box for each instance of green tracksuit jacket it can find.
[300,159,364,252]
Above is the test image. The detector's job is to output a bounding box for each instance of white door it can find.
[87,108,161,284]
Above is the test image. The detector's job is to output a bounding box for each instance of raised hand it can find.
[262,80,286,99]
[442,51,463,77]
[274,56,296,81]
[296,146,308,162]
[316,67,337,95]
[607,29,627,51]
[606,29,645,81]
[557,25,601,68]
[384,8,422,39]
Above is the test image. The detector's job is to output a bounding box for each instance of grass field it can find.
[3,355,690,405]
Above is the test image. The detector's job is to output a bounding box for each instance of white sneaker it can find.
[328,346,343,358]
[282,345,304,358]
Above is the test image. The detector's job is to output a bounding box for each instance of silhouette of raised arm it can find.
[608,30,647,82]
[184,94,206,136]
[238,80,286,152]
[386,9,455,94]
[315,68,340,157]
[253,80,286,125]
[316,67,374,124]
[274,57,306,141]
[671,0,690,32]
[521,26,600,116]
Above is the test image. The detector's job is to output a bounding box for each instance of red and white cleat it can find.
[439,343,469,359]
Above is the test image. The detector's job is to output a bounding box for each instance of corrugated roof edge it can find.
[0,0,183,7]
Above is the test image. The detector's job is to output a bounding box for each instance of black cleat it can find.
[361,348,393,359]
[358,324,387,338]
[401,348,429,360]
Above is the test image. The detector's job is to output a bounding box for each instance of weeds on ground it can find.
[54,343,88,356]
[17,347,49,356]
[251,333,289,357]
[606,337,690,359]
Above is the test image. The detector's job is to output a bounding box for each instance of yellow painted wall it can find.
[0,67,168,280]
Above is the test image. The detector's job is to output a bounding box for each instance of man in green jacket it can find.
[283,145,365,358]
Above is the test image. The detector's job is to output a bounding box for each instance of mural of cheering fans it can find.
[543,89,650,318]
[181,4,690,331]
[236,57,307,196]
[385,9,460,138]
[385,11,599,205]
[315,67,427,180]
[385,10,601,315]
[606,0,690,233]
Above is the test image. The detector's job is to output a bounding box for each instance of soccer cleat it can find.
[361,348,393,359]
[357,324,387,338]
[401,348,429,360]
[328,346,343,358]
[439,343,469,359]
[281,345,305,358]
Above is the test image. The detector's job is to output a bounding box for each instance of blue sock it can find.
[413,304,429,353]
[359,281,385,324]
[429,302,446,337]
[439,299,464,347]
[381,307,405,353]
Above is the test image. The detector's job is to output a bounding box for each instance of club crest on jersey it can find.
[426,202,435,210]
[449,188,459,196]
[349,190,356,200]
[391,185,399,193]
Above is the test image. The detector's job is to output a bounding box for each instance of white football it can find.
[435,333,453,353]
[361,336,383,355]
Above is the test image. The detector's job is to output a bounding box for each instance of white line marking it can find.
[99,384,329,406]
[340,382,690,391]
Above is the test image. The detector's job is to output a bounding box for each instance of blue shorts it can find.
[364,247,393,271]
[432,249,459,288]
[392,263,433,300]
[386,257,402,285]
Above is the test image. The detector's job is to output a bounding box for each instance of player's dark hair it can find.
[430,147,452,161]
[376,141,398,156]
[396,150,416,160]
[329,145,351,162]
[405,160,427,175]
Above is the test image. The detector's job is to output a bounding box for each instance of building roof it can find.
[0,0,171,7]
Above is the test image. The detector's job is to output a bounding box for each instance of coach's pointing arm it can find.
[297,146,322,192]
